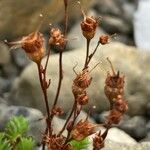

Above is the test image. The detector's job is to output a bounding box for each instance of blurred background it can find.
[0,0,150,149]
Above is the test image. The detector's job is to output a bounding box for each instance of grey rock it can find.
[0,0,94,40]
[8,42,150,116]
[0,100,45,143]
[118,116,148,140]
[11,49,30,69]
[0,77,11,95]
[0,42,10,65]
[93,0,122,17]
[101,16,131,34]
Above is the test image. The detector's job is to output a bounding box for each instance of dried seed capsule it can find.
[49,28,66,49]
[81,16,98,40]
[71,119,97,141]
[93,132,104,150]
[104,71,125,102]
[99,35,109,45]
[73,69,92,89]
[21,32,45,63]
[76,91,89,105]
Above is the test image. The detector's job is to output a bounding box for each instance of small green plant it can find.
[0,116,35,150]
[70,137,91,150]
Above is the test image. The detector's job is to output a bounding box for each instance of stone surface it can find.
[0,0,94,40]
[134,0,150,50]
[8,42,150,116]
[0,42,10,65]
[118,116,148,140]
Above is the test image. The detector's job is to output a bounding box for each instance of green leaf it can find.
[5,116,28,142]
[0,132,11,150]
[70,137,91,150]
[16,137,35,150]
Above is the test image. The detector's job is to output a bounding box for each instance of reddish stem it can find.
[84,39,91,69]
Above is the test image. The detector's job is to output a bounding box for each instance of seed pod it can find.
[81,16,98,40]
[21,32,45,63]
[49,28,66,49]
[104,71,125,102]
[93,132,104,150]
[71,119,97,141]
[106,109,122,125]
[99,35,109,45]
[73,69,92,89]
[114,95,128,113]
[76,91,89,105]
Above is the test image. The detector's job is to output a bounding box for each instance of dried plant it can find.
[6,0,128,149]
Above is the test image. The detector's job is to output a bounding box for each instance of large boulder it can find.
[9,42,150,116]
[0,0,94,40]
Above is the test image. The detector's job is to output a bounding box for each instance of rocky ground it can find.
[0,0,150,149]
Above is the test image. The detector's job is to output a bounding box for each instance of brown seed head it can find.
[21,32,45,63]
[71,119,97,141]
[104,71,125,101]
[73,69,92,89]
[43,134,65,150]
[81,16,98,40]
[93,132,105,150]
[106,109,123,125]
[114,95,128,113]
[49,28,66,49]
[99,35,109,45]
[51,106,64,116]
[76,91,89,105]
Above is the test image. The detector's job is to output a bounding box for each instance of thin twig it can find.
[64,0,69,36]
[87,41,100,66]
[84,39,91,69]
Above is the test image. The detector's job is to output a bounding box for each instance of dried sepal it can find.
[99,35,109,45]
[81,16,98,40]
[51,106,64,116]
[7,32,45,63]
[104,58,125,105]
[43,134,65,150]
[49,28,67,49]
[72,69,92,105]
[71,119,97,141]
[73,69,92,89]
[93,131,105,150]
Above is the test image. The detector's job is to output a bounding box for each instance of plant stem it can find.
[84,39,91,69]
[58,101,77,136]
[37,61,51,150]
[37,62,50,121]
[87,42,100,66]
[49,50,63,130]
[64,0,69,36]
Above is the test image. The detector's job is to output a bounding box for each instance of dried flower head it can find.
[72,69,92,105]
[114,95,128,113]
[43,134,65,150]
[49,28,66,49]
[104,58,125,103]
[81,16,98,40]
[7,32,45,63]
[106,109,123,125]
[99,35,109,45]
[51,106,64,116]
[73,69,92,89]
[71,119,97,141]
[93,132,105,150]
